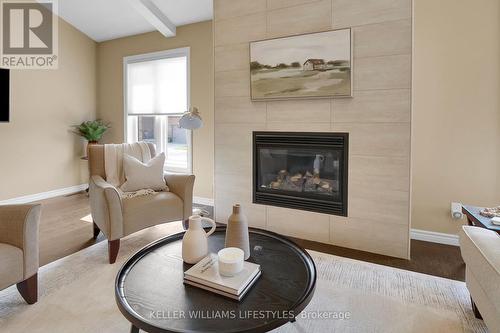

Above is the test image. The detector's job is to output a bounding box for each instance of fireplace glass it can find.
[258,148,341,199]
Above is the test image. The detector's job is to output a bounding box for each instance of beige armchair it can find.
[0,204,41,304]
[88,144,195,264]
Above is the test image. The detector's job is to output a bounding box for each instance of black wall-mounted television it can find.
[0,68,10,122]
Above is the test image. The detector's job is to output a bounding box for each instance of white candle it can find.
[218,247,244,277]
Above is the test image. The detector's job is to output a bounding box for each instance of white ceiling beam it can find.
[128,0,176,37]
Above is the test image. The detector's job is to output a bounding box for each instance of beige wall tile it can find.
[267,0,322,10]
[267,99,331,123]
[354,55,411,90]
[216,97,267,123]
[349,155,410,192]
[215,144,252,175]
[353,19,412,58]
[348,184,409,225]
[215,173,253,203]
[267,206,330,242]
[333,89,410,123]
[266,122,331,132]
[330,216,409,258]
[215,43,249,73]
[215,13,267,46]
[332,0,411,28]
[215,173,267,227]
[267,0,332,38]
[215,0,267,21]
[215,70,250,97]
[213,0,412,258]
[333,123,410,157]
[214,123,265,147]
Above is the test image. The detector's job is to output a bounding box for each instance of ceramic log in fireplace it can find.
[253,132,348,216]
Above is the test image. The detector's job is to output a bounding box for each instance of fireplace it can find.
[253,132,348,216]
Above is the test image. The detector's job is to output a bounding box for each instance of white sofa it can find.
[459,225,500,332]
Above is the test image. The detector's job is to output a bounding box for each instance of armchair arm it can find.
[164,173,195,221]
[89,175,124,240]
[0,204,41,279]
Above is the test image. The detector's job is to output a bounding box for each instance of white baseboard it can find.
[193,196,214,206]
[410,228,459,246]
[0,187,213,207]
[0,184,88,205]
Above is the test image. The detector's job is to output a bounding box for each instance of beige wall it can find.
[0,19,96,201]
[412,0,500,234]
[214,0,412,258]
[96,21,214,199]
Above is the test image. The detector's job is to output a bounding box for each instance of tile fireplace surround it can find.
[214,0,412,259]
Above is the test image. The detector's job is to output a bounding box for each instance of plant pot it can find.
[85,140,98,159]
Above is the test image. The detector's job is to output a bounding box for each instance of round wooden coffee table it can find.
[115,227,316,333]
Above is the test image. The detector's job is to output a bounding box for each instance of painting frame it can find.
[249,28,353,101]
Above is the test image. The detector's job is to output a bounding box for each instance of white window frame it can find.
[123,47,192,174]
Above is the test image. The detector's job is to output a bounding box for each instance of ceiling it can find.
[55,0,213,42]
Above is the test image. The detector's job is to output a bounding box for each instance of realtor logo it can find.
[1,0,58,69]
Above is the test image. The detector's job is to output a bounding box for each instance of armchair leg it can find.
[471,297,482,319]
[17,273,38,304]
[93,222,100,239]
[108,239,120,264]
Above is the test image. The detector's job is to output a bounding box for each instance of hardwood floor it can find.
[36,192,465,281]
[36,192,103,267]
[290,237,465,281]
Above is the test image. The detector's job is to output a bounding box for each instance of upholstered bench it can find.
[459,225,500,331]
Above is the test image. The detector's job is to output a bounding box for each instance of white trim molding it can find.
[0,184,88,205]
[410,228,459,246]
[193,196,214,206]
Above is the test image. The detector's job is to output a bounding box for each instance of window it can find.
[124,48,191,173]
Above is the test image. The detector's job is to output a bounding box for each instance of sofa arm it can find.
[0,204,41,278]
[89,175,124,240]
[164,173,195,221]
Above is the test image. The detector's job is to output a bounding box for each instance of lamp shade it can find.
[179,107,203,130]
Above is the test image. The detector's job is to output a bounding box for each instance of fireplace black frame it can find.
[253,131,348,216]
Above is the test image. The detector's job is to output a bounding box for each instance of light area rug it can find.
[0,222,487,333]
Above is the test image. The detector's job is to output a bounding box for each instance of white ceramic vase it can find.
[182,215,216,264]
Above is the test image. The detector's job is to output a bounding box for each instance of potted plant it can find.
[72,120,110,157]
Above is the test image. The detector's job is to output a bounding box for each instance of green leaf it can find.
[71,119,110,141]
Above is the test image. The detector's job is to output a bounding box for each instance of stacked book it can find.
[184,253,261,301]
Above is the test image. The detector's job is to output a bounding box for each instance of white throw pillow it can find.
[120,153,169,192]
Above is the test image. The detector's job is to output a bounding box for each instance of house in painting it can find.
[303,59,325,71]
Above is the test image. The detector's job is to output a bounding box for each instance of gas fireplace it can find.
[253,132,348,216]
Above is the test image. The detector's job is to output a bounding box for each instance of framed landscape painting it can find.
[250,28,352,100]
